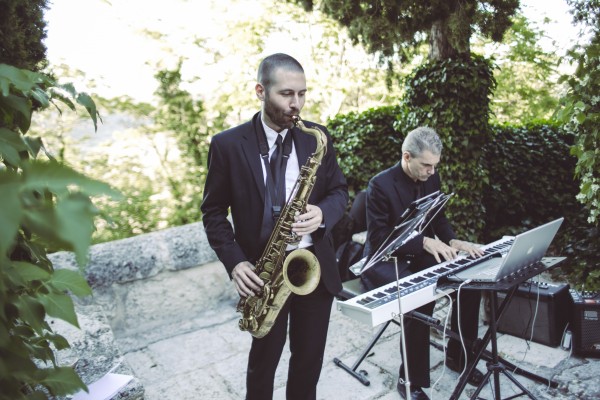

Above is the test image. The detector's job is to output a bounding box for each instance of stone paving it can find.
[105,261,600,400]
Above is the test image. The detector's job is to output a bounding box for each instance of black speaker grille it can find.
[570,290,600,357]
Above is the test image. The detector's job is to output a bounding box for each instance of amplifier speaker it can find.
[496,281,571,347]
[569,289,600,357]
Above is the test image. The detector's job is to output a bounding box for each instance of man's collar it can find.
[261,114,288,147]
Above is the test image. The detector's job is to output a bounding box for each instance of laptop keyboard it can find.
[480,264,502,276]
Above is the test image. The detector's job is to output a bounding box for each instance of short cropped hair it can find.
[257,53,304,91]
[401,127,443,157]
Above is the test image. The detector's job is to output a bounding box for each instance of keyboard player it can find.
[361,127,485,400]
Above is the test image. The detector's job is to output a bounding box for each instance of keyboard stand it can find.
[333,310,435,386]
[334,277,381,386]
[442,256,566,400]
[333,318,401,386]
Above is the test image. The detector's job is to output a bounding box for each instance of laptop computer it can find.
[448,217,564,283]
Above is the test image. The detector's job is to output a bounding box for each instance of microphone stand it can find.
[392,254,412,400]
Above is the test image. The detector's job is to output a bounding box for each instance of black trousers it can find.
[246,280,333,400]
[361,256,481,388]
[447,289,481,367]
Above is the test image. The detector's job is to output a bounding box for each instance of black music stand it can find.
[439,256,566,400]
[334,192,452,385]
[360,191,452,274]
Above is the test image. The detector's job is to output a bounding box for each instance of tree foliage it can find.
[0,64,120,399]
[555,0,600,224]
[476,14,562,124]
[150,63,211,226]
[289,0,519,62]
[0,0,49,71]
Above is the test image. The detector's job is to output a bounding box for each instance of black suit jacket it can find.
[364,162,455,273]
[201,112,348,295]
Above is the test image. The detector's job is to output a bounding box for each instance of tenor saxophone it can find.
[236,115,326,338]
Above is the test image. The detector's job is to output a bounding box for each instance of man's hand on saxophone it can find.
[291,204,323,236]
[232,261,263,297]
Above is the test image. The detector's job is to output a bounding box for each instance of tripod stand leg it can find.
[333,320,393,386]
[431,340,559,389]
[481,291,539,400]
[500,369,539,399]
[470,367,493,399]
[483,353,558,388]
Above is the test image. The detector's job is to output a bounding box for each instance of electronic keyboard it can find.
[337,237,514,326]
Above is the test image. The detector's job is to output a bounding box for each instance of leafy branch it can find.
[0,63,121,399]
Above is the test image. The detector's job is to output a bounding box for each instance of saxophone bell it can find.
[283,248,321,295]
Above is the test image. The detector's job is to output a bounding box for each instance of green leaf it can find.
[0,63,37,93]
[26,391,49,400]
[22,204,60,243]
[39,292,79,328]
[22,136,45,159]
[0,127,27,166]
[30,87,50,108]
[12,261,51,282]
[30,339,55,364]
[23,160,122,198]
[55,194,96,265]
[47,88,76,112]
[0,349,37,377]
[0,171,22,257]
[51,269,92,297]
[76,92,99,131]
[0,322,9,346]
[40,366,88,396]
[58,82,77,98]
[45,333,70,351]
[15,296,46,334]
[0,94,32,133]
[12,324,35,338]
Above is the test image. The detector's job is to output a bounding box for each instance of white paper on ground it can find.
[71,373,133,400]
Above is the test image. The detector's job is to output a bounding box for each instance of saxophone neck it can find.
[291,115,327,156]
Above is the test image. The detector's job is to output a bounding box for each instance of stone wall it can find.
[49,222,220,399]
[50,222,217,289]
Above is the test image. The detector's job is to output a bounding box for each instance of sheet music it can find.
[71,373,133,400]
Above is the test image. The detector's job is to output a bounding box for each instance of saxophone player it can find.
[201,53,348,400]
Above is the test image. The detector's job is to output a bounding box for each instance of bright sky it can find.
[44,0,582,103]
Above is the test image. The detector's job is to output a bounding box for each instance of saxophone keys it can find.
[259,271,271,280]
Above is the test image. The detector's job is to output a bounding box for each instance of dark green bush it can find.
[404,55,496,242]
[328,104,411,196]
[482,123,599,290]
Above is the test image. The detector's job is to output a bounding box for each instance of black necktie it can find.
[270,134,286,208]
[270,134,283,179]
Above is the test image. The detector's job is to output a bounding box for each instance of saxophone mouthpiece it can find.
[291,115,301,126]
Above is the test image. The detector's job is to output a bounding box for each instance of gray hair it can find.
[401,127,443,157]
[257,53,304,91]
